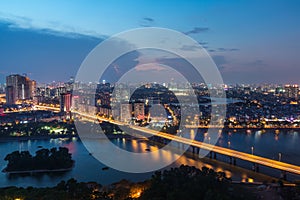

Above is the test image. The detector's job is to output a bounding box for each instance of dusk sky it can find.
[0,0,300,84]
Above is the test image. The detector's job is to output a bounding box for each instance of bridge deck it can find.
[40,108,300,176]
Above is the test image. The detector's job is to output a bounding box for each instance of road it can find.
[36,106,300,175]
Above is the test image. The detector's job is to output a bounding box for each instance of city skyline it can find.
[2,2,300,198]
[0,1,300,83]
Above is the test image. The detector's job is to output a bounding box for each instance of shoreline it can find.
[145,139,298,184]
[0,133,136,142]
[2,167,74,174]
[0,126,298,142]
[0,135,77,141]
[1,132,299,183]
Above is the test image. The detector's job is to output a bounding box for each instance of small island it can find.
[2,147,74,174]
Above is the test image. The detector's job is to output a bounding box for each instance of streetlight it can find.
[251,146,254,155]
[228,141,231,148]
[279,153,282,162]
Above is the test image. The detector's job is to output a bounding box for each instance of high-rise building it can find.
[60,92,72,113]
[120,103,132,122]
[275,86,284,96]
[5,86,14,104]
[134,102,145,120]
[284,84,299,99]
[5,74,35,104]
[30,80,36,99]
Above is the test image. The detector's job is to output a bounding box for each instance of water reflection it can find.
[254,130,262,139]
[216,129,300,166]
[0,129,300,187]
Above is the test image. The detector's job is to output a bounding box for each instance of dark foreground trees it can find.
[0,178,107,200]
[0,165,258,200]
[3,147,74,172]
[140,165,254,200]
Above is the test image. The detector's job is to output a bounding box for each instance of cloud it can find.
[179,40,209,51]
[209,47,239,52]
[217,48,239,52]
[143,17,154,22]
[211,55,230,71]
[0,12,106,39]
[198,41,208,45]
[184,27,209,35]
[243,59,267,68]
[139,17,155,27]
[157,57,204,83]
[212,55,229,65]
[180,44,202,51]
[135,64,166,72]
[101,50,140,83]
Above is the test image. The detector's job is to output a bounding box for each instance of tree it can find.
[3,148,74,172]
[140,165,253,200]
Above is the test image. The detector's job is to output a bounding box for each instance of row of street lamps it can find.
[206,134,282,162]
[250,146,282,162]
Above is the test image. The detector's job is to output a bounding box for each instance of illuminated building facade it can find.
[5,74,35,104]
[284,84,299,99]
[134,102,145,120]
[60,92,72,113]
[120,103,132,122]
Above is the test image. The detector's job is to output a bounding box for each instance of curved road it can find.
[35,106,300,175]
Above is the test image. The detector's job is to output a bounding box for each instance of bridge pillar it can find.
[209,151,212,158]
[252,163,259,172]
[280,171,287,180]
[213,152,217,159]
[233,158,236,165]
[192,146,195,154]
[229,156,232,164]
[196,147,200,154]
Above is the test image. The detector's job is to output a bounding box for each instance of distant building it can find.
[60,93,72,113]
[99,106,112,117]
[110,102,120,120]
[244,87,251,95]
[284,84,299,99]
[72,95,79,110]
[120,103,132,122]
[134,102,145,120]
[5,74,35,104]
[275,86,285,96]
[5,86,14,105]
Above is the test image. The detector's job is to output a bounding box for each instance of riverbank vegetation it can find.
[0,121,76,137]
[0,165,262,200]
[3,147,74,173]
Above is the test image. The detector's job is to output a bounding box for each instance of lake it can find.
[0,129,300,187]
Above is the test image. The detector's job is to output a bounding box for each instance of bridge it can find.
[34,106,300,177]
[34,105,60,112]
[185,125,300,130]
[71,110,300,177]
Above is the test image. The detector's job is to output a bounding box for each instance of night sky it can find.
[0,0,299,84]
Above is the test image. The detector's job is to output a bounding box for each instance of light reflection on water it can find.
[0,129,299,187]
[190,129,300,165]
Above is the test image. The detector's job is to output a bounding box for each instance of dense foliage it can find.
[0,165,260,200]
[140,165,254,200]
[0,121,76,137]
[3,147,74,172]
[0,178,107,200]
